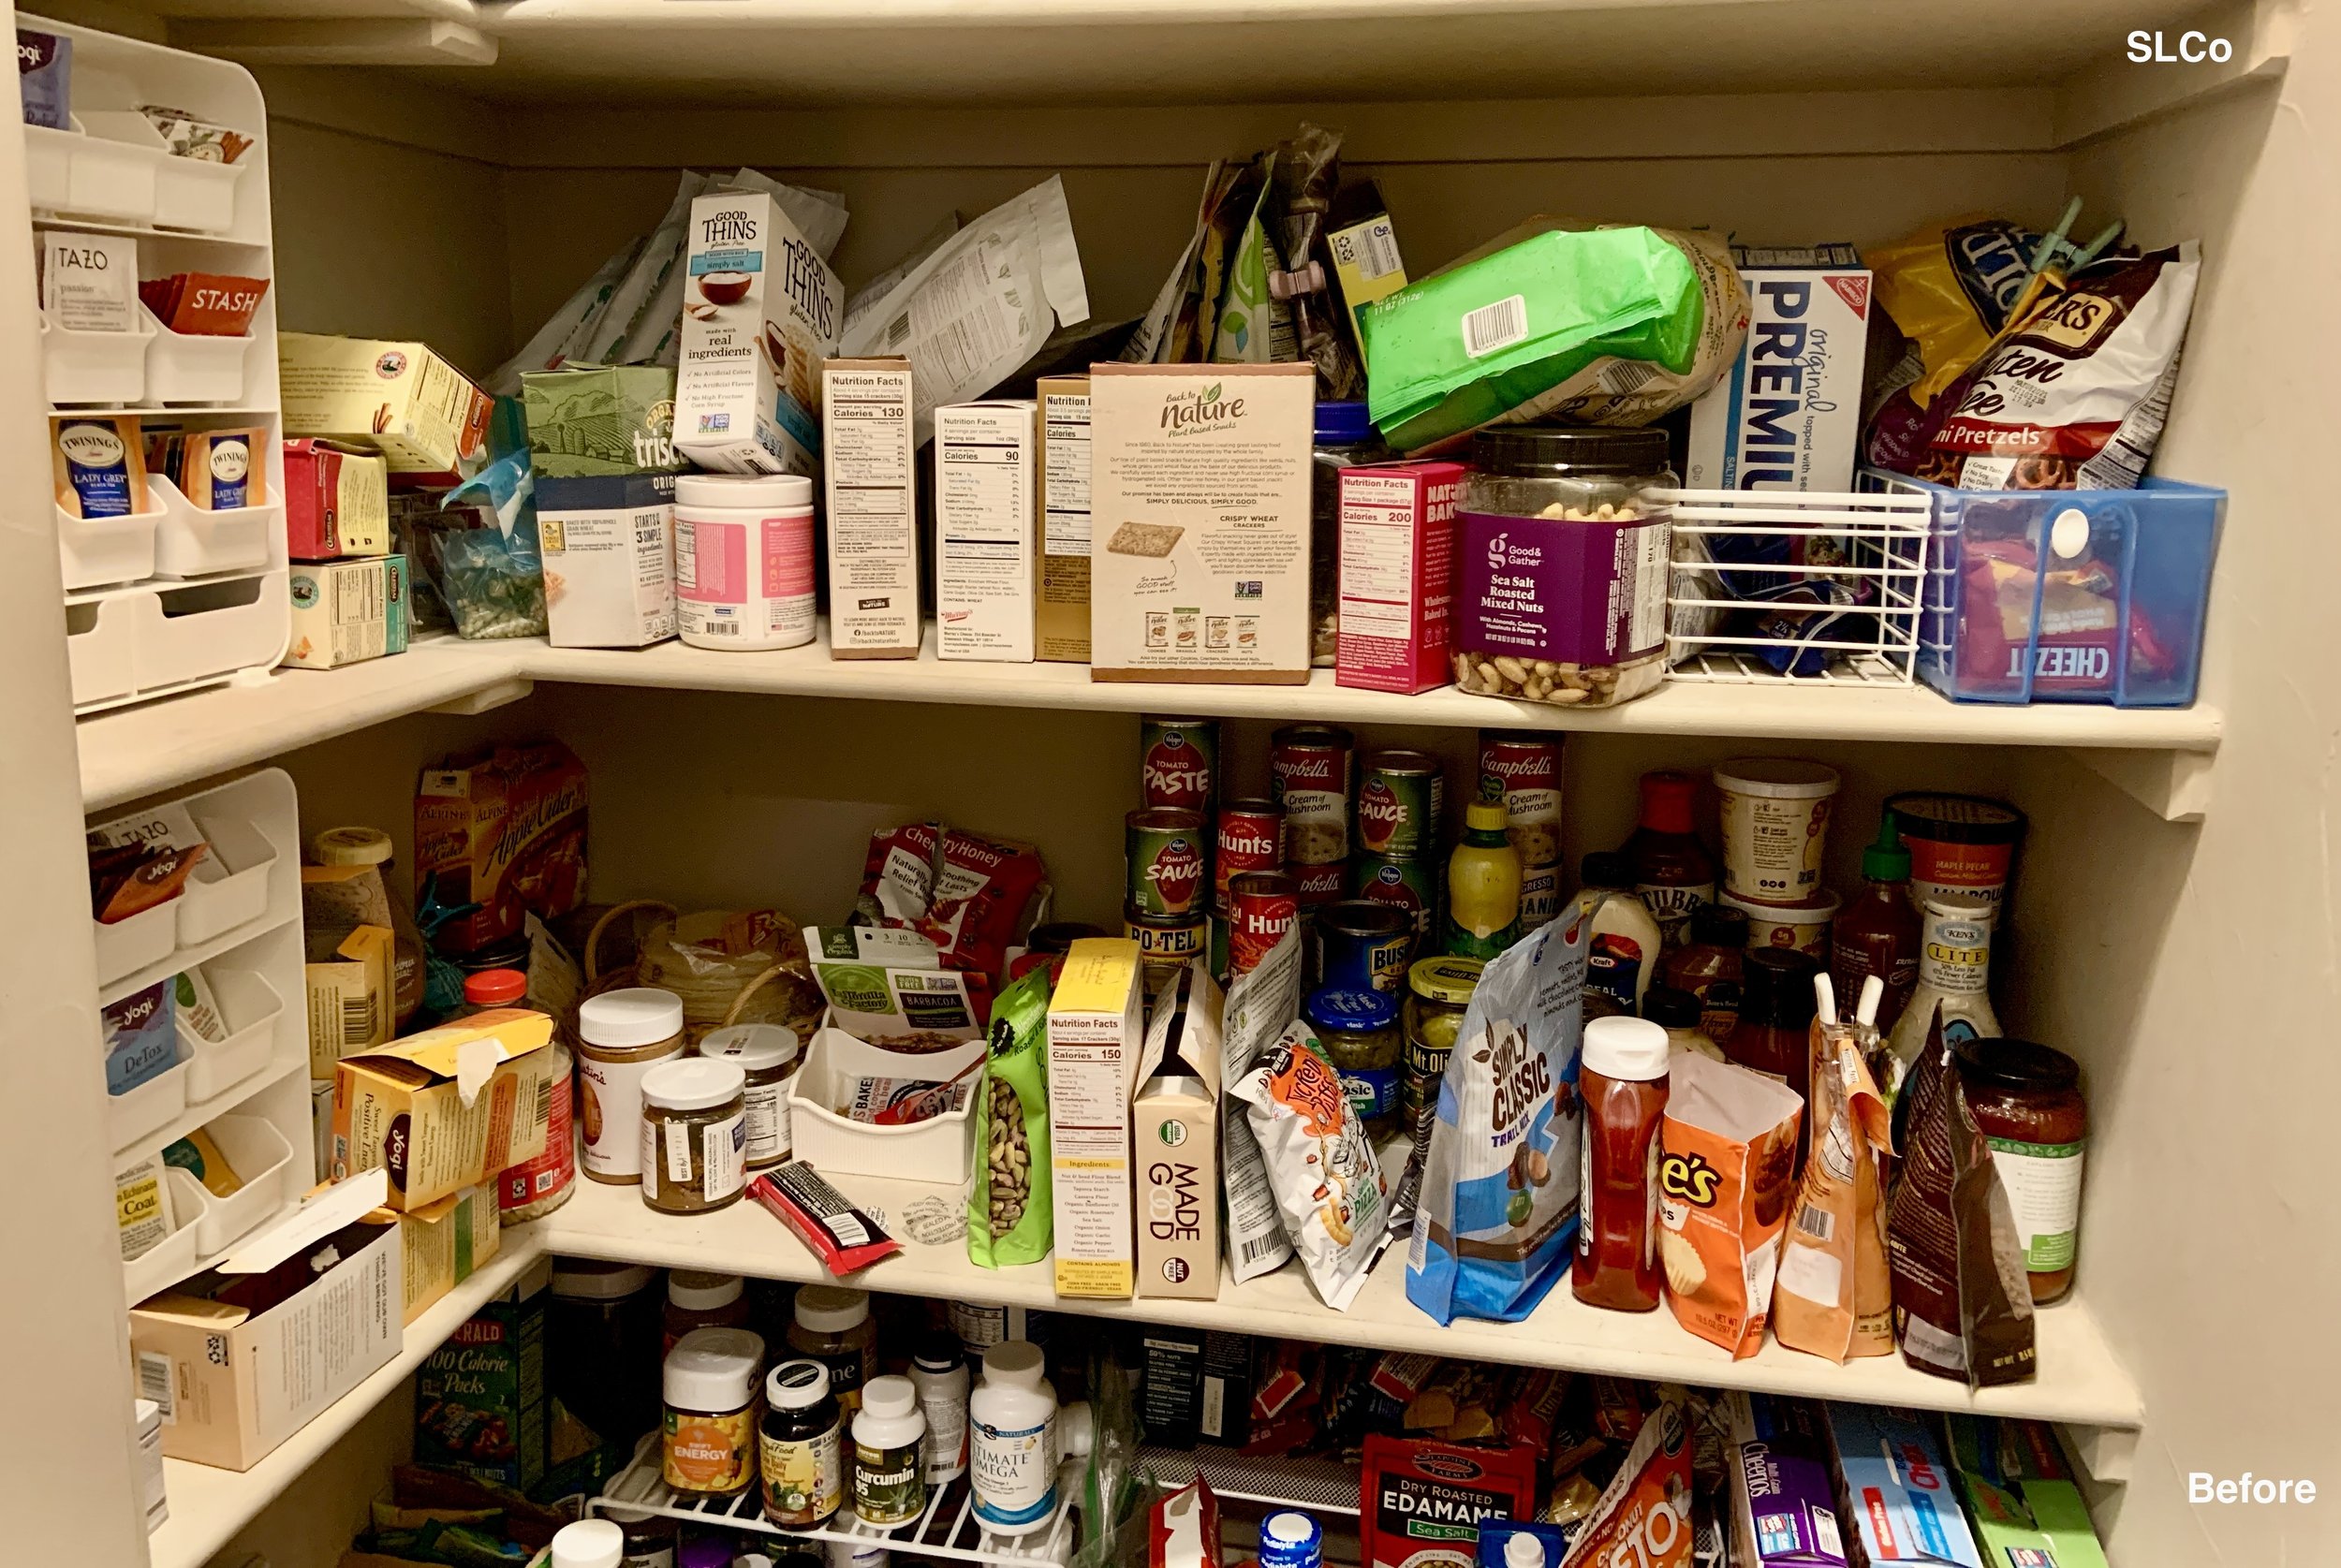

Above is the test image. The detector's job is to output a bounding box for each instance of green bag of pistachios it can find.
[969,964,1054,1268]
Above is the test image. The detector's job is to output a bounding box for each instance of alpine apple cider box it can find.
[674,189,842,476]
[1336,460,1465,693]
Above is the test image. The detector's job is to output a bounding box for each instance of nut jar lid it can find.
[1407,956,1484,1004]
[664,1326,765,1412]
[641,1057,746,1112]
[675,472,815,510]
[794,1284,870,1334]
[700,1022,799,1073]
[1468,424,1671,479]
[312,826,392,866]
[580,988,685,1048]
[766,1357,833,1411]
[668,1270,744,1312]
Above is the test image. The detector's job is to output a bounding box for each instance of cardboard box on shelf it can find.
[674,188,843,476]
[415,742,589,957]
[1047,938,1145,1297]
[536,472,678,650]
[129,1170,403,1471]
[331,1008,556,1211]
[520,361,678,476]
[279,334,493,485]
[1037,375,1092,663]
[377,1184,502,1326]
[283,438,390,561]
[1336,460,1465,694]
[302,863,396,1074]
[415,1253,552,1491]
[1686,264,1871,494]
[1134,962,1223,1300]
[1824,1403,1984,1568]
[821,358,919,658]
[286,554,408,670]
[1943,1415,2110,1568]
[935,399,1040,663]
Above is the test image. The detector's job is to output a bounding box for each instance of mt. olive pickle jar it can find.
[639,1057,747,1215]
[1953,1038,2087,1303]
[1453,426,1675,709]
[1402,956,1482,1143]
[761,1358,845,1528]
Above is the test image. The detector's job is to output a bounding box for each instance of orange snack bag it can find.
[1772,1015,1894,1362]
[1656,1052,1804,1359]
[1557,1398,1694,1568]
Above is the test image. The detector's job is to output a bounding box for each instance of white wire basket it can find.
[1661,488,1931,685]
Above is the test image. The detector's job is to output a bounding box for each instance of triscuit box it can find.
[1047,938,1145,1297]
[1133,962,1223,1299]
[283,438,390,560]
[536,472,678,649]
[286,555,407,670]
[675,188,843,476]
[332,1008,556,1211]
[935,399,1040,663]
[279,334,493,484]
[1686,266,1871,494]
[415,1254,552,1491]
[131,1170,402,1471]
[1088,362,1316,683]
[376,1184,501,1326]
[821,358,919,658]
[521,360,678,476]
[1037,375,1092,662]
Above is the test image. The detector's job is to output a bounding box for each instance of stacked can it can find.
[1215,797,1288,982]
[1479,730,1565,933]
[1128,717,1217,991]
[1270,724,1353,913]
[1346,748,1446,965]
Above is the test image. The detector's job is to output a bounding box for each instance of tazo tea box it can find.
[39,230,140,332]
[1133,963,1223,1299]
[1037,375,1092,662]
[676,189,842,476]
[1047,938,1145,1297]
[1686,265,1871,494]
[1089,362,1315,683]
[1337,460,1465,694]
[537,472,678,649]
[821,359,919,657]
[935,399,1040,662]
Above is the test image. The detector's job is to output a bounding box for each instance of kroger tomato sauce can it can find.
[1348,853,1439,948]
[1127,808,1209,918]
[1356,750,1444,859]
[1140,716,1217,813]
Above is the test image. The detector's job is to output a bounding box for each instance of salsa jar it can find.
[1953,1039,2087,1302]
[1452,427,1674,709]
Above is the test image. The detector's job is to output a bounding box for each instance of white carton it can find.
[1686,267,1872,493]
[674,189,843,476]
[536,472,677,649]
[821,359,920,658]
[935,399,1039,663]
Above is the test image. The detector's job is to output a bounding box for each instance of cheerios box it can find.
[1047,938,1145,1297]
[1133,961,1224,1300]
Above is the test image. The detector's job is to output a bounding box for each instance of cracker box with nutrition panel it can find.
[332,1008,557,1211]
[279,334,493,485]
[1037,375,1093,662]
[1133,962,1224,1299]
[822,358,920,657]
[935,399,1041,662]
[1337,460,1465,694]
[536,472,678,649]
[675,189,843,476]
[1047,938,1145,1297]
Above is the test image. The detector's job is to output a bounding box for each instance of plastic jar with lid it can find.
[1310,401,1387,666]
[454,966,527,1018]
[674,473,817,652]
[789,1285,876,1414]
[699,1022,800,1169]
[578,989,688,1184]
[549,1518,626,1568]
[311,826,428,1030]
[664,1269,750,1356]
[760,1358,845,1528]
[551,1261,661,1452]
[968,1341,1060,1536]
[640,1057,748,1214]
[1402,956,1481,1144]
[1953,1038,2086,1303]
[1304,986,1401,1139]
[662,1326,765,1497]
[1452,426,1675,708]
[909,1331,969,1485]
[851,1375,927,1526]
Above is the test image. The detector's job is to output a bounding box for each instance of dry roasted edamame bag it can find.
[968,964,1053,1268]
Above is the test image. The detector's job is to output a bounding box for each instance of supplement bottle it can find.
[910,1332,970,1485]
[760,1358,845,1529]
[969,1340,1061,1536]
[852,1375,928,1526]
[661,1326,764,1498]
[789,1285,877,1414]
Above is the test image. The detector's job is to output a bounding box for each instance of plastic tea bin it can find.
[1866,471,2224,707]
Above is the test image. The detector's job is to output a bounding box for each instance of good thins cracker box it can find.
[675,188,843,476]
[1088,362,1315,683]
[1686,263,1870,494]
[1047,938,1145,1297]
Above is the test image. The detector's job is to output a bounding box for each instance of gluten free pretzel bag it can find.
[1656,1052,1804,1359]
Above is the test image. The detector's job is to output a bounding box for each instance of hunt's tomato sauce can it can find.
[1226,871,1299,979]
[1140,716,1217,813]
[1215,799,1284,909]
[1127,808,1209,918]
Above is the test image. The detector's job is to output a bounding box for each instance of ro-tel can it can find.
[1478,729,1564,870]
[1127,807,1209,918]
[1215,798,1285,910]
[1226,871,1299,980]
[1349,853,1438,952]
[1314,899,1413,995]
[1260,1512,1324,1568]
[1126,907,1210,994]
[1269,723,1354,866]
[1291,860,1346,911]
[1355,749,1445,860]
[1140,716,1217,813]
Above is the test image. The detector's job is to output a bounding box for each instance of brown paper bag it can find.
[1772,1016,1894,1361]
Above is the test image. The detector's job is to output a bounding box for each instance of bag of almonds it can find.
[968,963,1053,1268]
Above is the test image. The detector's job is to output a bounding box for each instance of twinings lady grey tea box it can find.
[674,189,842,476]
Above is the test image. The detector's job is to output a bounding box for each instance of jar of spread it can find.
[760,1358,846,1528]
[578,989,687,1183]
[640,1058,748,1215]
[663,1270,749,1357]
[1953,1039,2086,1303]
[788,1285,877,1414]
[1304,986,1401,1139]
[699,1022,800,1169]
[1402,957,1482,1144]
[662,1326,765,1497]
[1661,902,1746,1044]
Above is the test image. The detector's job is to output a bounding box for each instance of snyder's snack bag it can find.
[967,964,1053,1268]
[1406,911,1590,1325]
[1233,1022,1389,1310]
[1558,1399,1695,1568]
[1656,1052,1804,1358]
[1773,1015,1894,1363]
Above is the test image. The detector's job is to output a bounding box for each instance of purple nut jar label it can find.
[1458,510,1668,667]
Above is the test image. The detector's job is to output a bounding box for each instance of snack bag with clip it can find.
[1558,1398,1695,1568]
[1772,989,1894,1363]
[1232,1021,1390,1310]
[968,964,1054,1268]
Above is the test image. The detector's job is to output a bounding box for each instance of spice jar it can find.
[1402,957,1482,1144]
[700,1022,800,1169]
[788,1285,876,1414]
[662,1326,765,1497]
[640,1058,748,1215]
[1452,427,1675,709]
[1304,986,1402,1139]
[578,989,687,1183]
[852,1374,927,1527]
[760,1358,845,1528]
[1572,1016,1670,1312]
[1953,1039,2087,1303]
[664,1270,749,1357]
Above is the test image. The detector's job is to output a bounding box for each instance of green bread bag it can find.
[968,963,1054,1268]
[1360,221,1746,452]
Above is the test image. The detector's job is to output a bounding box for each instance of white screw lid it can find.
[701,1022,800,1071]
[861,1373,917,1420]
[668,1269,744,1312]
[795,1284,870,1334]
[980,1339,1045,1388]
[1581,1016,1670,1081]
[768,1357,833,1410]
[1505,1533,1547,1568]
[580,988,685,1048]
[552,1261,655,1300]
[312,826,393,867]
[664,1326,765,1413]
[550,1517,625,1568]
[641,1056,746,1112]
[676,472,816,511]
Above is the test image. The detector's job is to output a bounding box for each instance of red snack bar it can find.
[750,1165,901,1275]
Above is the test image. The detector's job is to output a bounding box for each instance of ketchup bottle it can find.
[1572,1015,1671,1312]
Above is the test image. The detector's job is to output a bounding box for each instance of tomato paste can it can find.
[1215,799,1285,909]
[1355,750,1444,860]
[1226,872,1299,980]
[1269,723,1353,866]
[1478,730,1564,869]
[1348,853,1439,949]
[1127,808,1209,918]
[1291,860,1347,909]
[1314,899,1413,994]
[1140,716,1217,813]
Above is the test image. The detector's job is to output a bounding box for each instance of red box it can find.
[284,438,390,561]
[1335,461,1465,694]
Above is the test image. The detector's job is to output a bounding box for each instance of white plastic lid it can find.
[768,1357,833,1410]
[1582,1016,1670,1081]
[1060,1399,1094,1460]
[676,471,815,511]
[641,1056,746,1112]
[795,1284,871,1333]
[550,1518,626,1568]
[981,1339,1046,1388]
[664,1326,765,1412]
[700,1022,800,1072]
[312,826,393,867]
[668,1269,744,1312]
[1265,1513,1315,1547]
[1504,1533,1547,1568]
[861,1374,917,1420]
[552,1261,656,1300]
[1713,757,1842,798]
[580,988,685,1048]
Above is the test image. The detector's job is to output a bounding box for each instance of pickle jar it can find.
[1453,427,1675,709]
[1402,956,1483,1142]
[1303,986,1402,1139]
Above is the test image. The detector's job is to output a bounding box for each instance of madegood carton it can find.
[1134,962,1223,1299]
[1047,938,1145,1297]
[1686,264,1871,494]
[822,358,920,657]
[279,334,493,484]
[935,399,1040,662]
[1037,375,1092,662]
[674,189,843,476]
[1336,460,1465,693]
[331,1008,556,1211]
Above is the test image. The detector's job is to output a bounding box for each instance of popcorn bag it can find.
[1656,1053,1804,1358]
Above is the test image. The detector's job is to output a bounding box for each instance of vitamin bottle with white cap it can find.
[548,1517,625,1568]
[674,472,817,651]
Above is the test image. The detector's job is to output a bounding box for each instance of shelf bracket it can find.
[169,20,499,67]
[2061,1422,2140,1487]
[429,676,536,717]
[2065,746,2215,822]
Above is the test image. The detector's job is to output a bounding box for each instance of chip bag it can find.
[1232,1021,1390,1311]
[1656,1053,1804,1359]
[1558,1399,1695,1568]
[968,964,1054,1268]
[1772,1014,1894,1363]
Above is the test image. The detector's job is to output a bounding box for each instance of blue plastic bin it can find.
[1862,470,2224,707]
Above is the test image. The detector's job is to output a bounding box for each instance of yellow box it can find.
[280,333,493,481]
[1047,938,1145,1297]
[377,1185,501,1325]
[332,1008,555,1212]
